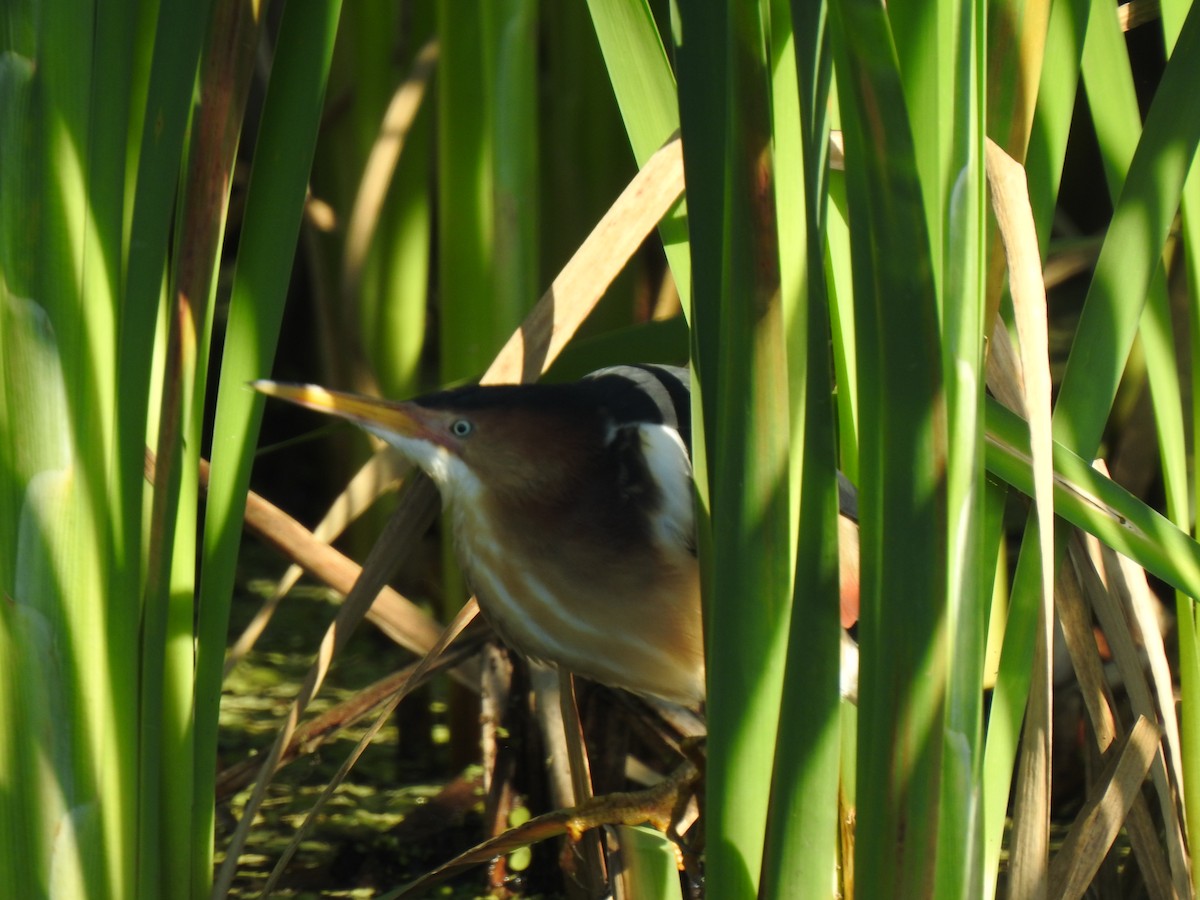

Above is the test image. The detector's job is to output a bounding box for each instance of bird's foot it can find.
[563,755,702,867]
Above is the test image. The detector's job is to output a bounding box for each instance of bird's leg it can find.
[479,643,520,892]
[553,669,608,895]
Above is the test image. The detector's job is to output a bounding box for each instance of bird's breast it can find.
[447,498,705,707]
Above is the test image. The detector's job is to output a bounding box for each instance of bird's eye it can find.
[450,419,474,438]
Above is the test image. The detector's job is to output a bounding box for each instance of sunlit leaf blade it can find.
[829,0,954,894]
[676,2,796,895]
[124,1,216,892]
[341,33,436,400]
[584,0,692,304]
[1055,0,1200,454]
[979,1,1088,892]
[759,1,843,895]
[200,1,344,893]
[985,396,1200,602]
[0,1,141,893]
[930,2,988,895]
[1023,0,1089,243]
[986,0,1051,162]
[437,1,538,385]
[611,825,686,900]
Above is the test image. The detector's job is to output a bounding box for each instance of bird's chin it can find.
[368,431,452,485]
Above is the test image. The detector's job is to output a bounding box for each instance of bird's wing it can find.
[634,421,696,557]
[585,365,696,559]
[584,365,860,521]
[837,471,859,521]
[583,364,693,456]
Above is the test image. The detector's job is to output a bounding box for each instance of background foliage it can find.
[1,0,1198,897]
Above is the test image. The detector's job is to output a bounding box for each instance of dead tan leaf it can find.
[1047,716,1159,900]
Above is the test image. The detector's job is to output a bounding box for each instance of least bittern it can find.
[255,365,860,708]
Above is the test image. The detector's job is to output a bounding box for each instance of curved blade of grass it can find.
[161,6,273,887]
[984,396,1200,601]
[583,0,676,164]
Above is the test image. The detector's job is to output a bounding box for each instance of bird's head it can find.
[252,380,607,507]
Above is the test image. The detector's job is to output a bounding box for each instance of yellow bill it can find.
[251,380,433,442]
